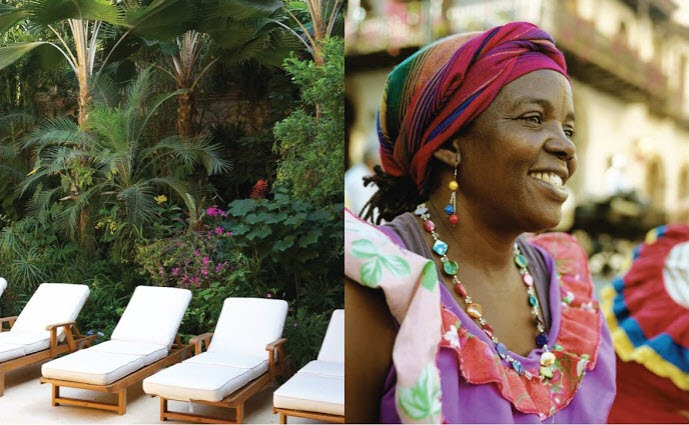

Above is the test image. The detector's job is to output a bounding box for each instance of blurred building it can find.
[346,0,689,223]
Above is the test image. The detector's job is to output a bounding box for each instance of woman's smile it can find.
[528,172,569,202]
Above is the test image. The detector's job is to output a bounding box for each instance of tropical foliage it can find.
[0,0,344,369]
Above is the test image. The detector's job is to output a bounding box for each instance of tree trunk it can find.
[177,91,196,139]
[77,75,91,126]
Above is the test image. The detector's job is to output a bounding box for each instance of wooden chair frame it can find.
[40,336,191,415]
[157,333,287,424]
[0,316,97,397]
[273,406,345,424]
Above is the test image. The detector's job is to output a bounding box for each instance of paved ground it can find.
[0,363,317,424]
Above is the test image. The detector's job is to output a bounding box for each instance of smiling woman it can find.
[345,22,616,424]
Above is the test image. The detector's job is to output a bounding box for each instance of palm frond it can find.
[26,0,125,26]
[0,4,29,33]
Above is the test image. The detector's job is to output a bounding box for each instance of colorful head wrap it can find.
[378,22,568,195]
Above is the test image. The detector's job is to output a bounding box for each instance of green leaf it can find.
[230,223,250,236]
[27,0,125,26]
[397,363,442,421]
[0,42,60,71]
[378,255,410,277]
[359,258,381,288]
[273,235,296,251]
[227,199,256,216]
[420,261,437,291]
[350,239,377,259]
[0,4,29,33]
[297,229,321,248]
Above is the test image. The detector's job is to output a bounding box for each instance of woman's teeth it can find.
[529,172,564,188]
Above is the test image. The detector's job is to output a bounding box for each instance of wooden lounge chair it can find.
[273,309,344,424]
[0,283,95,397]
[40,285,192,415]
[143,297,289,424]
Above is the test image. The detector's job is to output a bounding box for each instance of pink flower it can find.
[215,264,223,272]
[202,256,210,266]
[194,250,200,257]
[225,232,232,237]
[215,226,223,235]
[172,268,179,276]
[201,269,208,276]
[266,293,272,298]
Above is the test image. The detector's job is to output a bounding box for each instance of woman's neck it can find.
[423,188,522,284]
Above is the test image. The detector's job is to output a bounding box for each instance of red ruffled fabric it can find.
[439,233,602,419]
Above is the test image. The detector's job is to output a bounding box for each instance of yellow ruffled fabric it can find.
[601,285,689,390]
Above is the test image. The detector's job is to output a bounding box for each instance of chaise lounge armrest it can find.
[45,320,93,357]
[266,338,287,378]
[0,316,18,332]
[189,332,214,355]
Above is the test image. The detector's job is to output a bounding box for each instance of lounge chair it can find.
[143,297,289,424]
[40,285,192,415]
[0,277,6,298]
[273,309,344,424]
[0,283,95,397]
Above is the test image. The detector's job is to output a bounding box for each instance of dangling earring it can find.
[445,152,460,225]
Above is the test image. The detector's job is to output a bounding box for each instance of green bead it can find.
[540,366,553,379]
[443,260,459,276]
[514,254,528,268]
[529,294,539,307]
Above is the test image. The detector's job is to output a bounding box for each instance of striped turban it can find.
[378,22,568,196]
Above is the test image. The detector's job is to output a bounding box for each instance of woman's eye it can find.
[564,129,575,138]
[521,115,542,124]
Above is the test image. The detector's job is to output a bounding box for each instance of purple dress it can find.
[378,215,616,424]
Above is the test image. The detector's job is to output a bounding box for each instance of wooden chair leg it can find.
[117,388,127,415]
[236,403,244,424]
[51,384,60,406]
[160,397,168,421]
[0,369,5,397]
[280,412,287,424]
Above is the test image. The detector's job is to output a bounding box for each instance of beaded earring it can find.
[445,152,460,225]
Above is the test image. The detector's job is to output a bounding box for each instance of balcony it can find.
[547,10,668,104]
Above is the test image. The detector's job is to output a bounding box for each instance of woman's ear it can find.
[432,139,462,167]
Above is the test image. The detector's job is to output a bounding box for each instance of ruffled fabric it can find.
[601,224,689,391]
[439,232,602,419]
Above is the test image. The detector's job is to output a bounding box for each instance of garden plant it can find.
[0,0,344,371]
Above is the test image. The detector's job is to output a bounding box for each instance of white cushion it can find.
[10,283,89,339]
[273,372,344,416]
[317,309,344,363]
[299,360,344,378]
[209,298,288,358]
[186,351,267,380]
[0,277,6,297]
[110,286,191,348]
[143,362,254,402]
[0,342,24,363]
[89,340,167,365]
[42,348,145,385]
[0,331,50,356]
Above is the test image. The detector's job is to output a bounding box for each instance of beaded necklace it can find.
[415,203,556,381]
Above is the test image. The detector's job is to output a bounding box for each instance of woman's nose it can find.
[544,130,576,161]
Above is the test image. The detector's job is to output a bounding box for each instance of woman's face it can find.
[456,69,576,232]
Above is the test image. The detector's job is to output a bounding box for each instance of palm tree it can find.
[147,0,301,138]
[275,0,343,65]
[19,68,231,248]
[0,0,195,126]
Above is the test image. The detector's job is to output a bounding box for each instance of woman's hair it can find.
[360,166,423,224]
[362,124,474,224]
